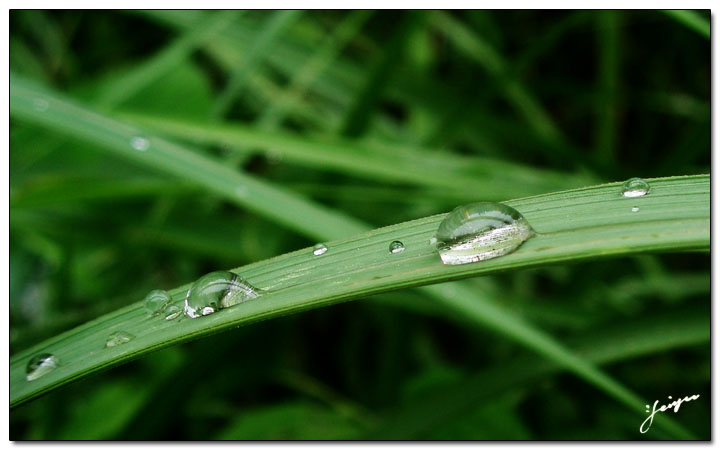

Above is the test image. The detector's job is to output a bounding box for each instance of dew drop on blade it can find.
[144,289,172,315]
[105,331,135,348]
[313,243,328,256]
[389,240,405,254]
[130,136,150,151]
[184,271,260,319]
[435,201,534,265]
[631,206,640,213]
[621,177,650,198]
[26,353,59,381]
[164,305,182,320]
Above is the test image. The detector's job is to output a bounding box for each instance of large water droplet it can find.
[389,241,405,254]
[313,243,328,256]
[184,271,260,318]
[164,305,182,320]
[621,177,650,198]
[26,353,59,381]
[131,136,150,151]
[435,202,534,265]
[105,331,135,348]
[144,289,172,315]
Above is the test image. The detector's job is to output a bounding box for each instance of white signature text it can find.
[640,394,700,433]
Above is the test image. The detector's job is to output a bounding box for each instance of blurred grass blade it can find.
[662,10,710,39]
[370,304,708,439]
[340,11,425,137]
[9,174,708,409]
[96,10,241,109]
[431,11,563,146]
[10,73,367,241]
[595,11,621,170]
[260,10,373,129]
[124,113,597,200]
[419,282,696,439]
[213,10,303,117]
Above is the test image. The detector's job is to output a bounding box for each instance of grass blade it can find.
[212,10,303,117]
[10,73,367,241]
[662,10,710,39]
[9,174,708,408]
[368,304,708,439]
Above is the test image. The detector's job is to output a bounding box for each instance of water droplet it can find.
[389,241,405,254]
[631,206,640,213]
[26,353,59,381]
[621,177,650,198]
[143,289,172,315]
[313,243,328,256]
[435,202,534,265]
[164,305,182,320]
[131,136,150,151]
[429,237,437,246]
[184,271,260,319]
[235,186,248,197]
[105,331,135,348]
[33,98,49,112]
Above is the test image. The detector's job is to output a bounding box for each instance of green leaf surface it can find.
[10,73,368,241]
[10,174,709,408]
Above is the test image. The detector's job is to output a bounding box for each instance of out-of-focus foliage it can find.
[10,10,709,440]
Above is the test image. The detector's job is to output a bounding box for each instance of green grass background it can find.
[9,10,709,440]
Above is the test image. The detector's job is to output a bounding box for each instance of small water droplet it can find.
[429,237,437,246]
[164,305,182,320]
[105,331,135,348]
[143,289,172,315]
[631,206,640,213]
[389,241,405,254]
[33,98,49,112]
[184,271,260,319]
[621,177,650,198]
[26,353,59,381]
[235,186,248,197]
[131,136,150,151]
[435,202,534,265]
[313,243,328,256]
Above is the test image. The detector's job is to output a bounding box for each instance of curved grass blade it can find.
[10,73,367,241]
[10,175,709,409]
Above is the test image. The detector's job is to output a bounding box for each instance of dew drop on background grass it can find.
[435,201,534,265]
[631,206,640,213]
[313,243,328,256]
[389,240,405,254]
[26,353,59,381]
[130,136,150,151]
[105,331,135,348]
[621,177,650,198]
[143,289,172,315]
[33,98,49,112]
[184,271,260,319]
[164,305,182,321]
